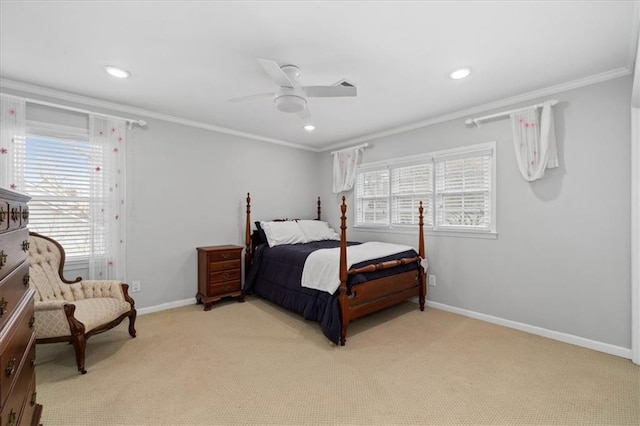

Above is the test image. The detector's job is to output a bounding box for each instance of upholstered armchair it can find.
[28,232,137,374]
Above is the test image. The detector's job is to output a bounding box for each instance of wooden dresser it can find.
[0,188,42,426]
[196,245,244,311]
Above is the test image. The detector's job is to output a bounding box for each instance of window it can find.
[355,142,496,235]
[14,122,99,260]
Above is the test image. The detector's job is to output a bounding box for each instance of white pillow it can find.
[260,221,308,247]
[297,220,340,242]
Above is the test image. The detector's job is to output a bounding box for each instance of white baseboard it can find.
[427,301,632,360]
[137,298,197,316]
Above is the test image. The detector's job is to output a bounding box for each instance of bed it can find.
[243,193,426,345]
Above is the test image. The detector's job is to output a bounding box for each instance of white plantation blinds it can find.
[354,142,495,234]
[356,169,389,225]
[435,153,491,229]
[14,133,99,258]
[391,163,433,226]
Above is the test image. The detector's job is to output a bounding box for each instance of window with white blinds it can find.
[354,142,495,234]
[435,154,492,230]
[391,163,433,227]
[14,124,101,260]
[356,169,390,225]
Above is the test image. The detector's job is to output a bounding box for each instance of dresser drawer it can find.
[0,263,29,332]
[208,281,241,296]
[209,259,240,272]
[6,203,23,231]
[0,294,35,408]
[0,340,34,425]
[0,201,8,232]
[0,228,29,282]
[209,269,241,284]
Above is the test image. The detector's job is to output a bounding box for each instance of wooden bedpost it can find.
[418,201,426,311]
[338,196,349,346]
[245,193,252,274]
[317,196,321,220]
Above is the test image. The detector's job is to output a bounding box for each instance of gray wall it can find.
[125,118,321,307]
[319,76,632,349]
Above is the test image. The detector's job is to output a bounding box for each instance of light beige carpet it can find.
[36,298,639,425]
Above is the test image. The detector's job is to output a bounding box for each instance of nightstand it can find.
[196,245,244,311]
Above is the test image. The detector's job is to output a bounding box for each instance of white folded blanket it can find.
[301,242,424,294]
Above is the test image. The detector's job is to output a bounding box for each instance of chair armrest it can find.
[35,300,67,311]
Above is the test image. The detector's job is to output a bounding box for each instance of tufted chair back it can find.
[28,234,79,302]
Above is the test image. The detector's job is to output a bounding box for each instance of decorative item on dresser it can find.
[0,188,43,426]
[196,245,244,311]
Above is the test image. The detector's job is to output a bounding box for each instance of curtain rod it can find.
[2,93,147,127]
[465,100,558,127]
[330,142,369,155]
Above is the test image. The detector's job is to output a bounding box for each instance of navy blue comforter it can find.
[244,240,418,344]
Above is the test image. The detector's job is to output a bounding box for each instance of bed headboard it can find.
[244,193,321,267]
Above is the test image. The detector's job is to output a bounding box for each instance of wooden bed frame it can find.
[244,193,426,345]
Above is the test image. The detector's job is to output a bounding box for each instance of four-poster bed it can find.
[244,193,426,345]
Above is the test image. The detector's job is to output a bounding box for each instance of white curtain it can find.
[88,115,127,281]
[510,100,559,181]
[0,95,26,190]
[332,146,365,193]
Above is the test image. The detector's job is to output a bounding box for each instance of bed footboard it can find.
[338,196,426,346]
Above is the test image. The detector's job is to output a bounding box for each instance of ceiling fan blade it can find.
[257,59,298,88]
[228,92,275,103]
[304,85,357,98]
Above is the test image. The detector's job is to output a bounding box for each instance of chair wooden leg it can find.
[128,310,137,338]
[70,333,87,374]
[63,304,87,374]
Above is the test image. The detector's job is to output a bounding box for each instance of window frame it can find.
[353,142,497,238]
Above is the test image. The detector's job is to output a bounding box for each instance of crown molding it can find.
[1,66,632,155]
[322,67,632,152]
[0,78,317,152]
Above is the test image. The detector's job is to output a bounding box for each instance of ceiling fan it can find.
[229,59,357,120]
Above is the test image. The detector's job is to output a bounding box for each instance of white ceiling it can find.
[1,1,638,151]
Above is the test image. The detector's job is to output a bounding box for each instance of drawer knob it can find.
[0,297,7,317]
[10,208,20,222]
[0,251,6,269]
[5,357,16,378]
[30,355,36,368]
[29,316,35,329]
[221,253,231,259]
[22,240,30,252]
[22,209,29,221]
[6,410,16,426]
[30,391,37,407]
[0,207,6,223]
[222,273,232,280]
[23,273,30,287]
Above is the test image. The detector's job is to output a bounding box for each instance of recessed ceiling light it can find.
[450,67,471,80]
[304,124,315,132]
[104,65,131,79]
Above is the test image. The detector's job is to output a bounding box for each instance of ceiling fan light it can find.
[104,65,131,79]
[450,67,471,80]
[304,124,315,132]
[274,94,306,113]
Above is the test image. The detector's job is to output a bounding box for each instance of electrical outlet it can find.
[428,275,436,287]
[131,280,141,293]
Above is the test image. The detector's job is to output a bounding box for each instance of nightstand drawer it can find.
[209,259,240,272]
[209,249,242,262]
[210,269,240,284]
[0,228,29,282]
[208,281,241,296]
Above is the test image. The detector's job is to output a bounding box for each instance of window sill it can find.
[352,225,498,240]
